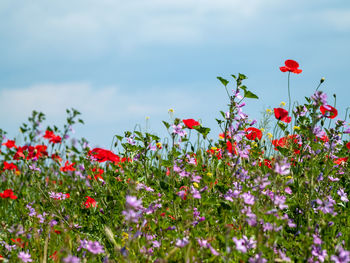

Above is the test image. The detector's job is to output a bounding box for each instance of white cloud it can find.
[0,0,279,55]
[0,82,206,125]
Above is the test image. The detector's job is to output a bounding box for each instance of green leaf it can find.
[217,77,229,87]
[240,85,247,92]
[244,90,259,99]
[277,122,287,131]
[195,126,211,138]
[238,73,247,80]
[162,121,170,130]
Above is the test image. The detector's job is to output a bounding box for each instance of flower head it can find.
[280,59,302,74]
[183,119,200,129]
[18,252,33,262]
[320,105,338,119]
[245,127,262,140]
[84,196,97,208]
[274,108,291,123]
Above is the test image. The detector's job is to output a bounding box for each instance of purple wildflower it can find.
[172,124,187,137]
[86,241,105,254]
[274,160,290,175]
[310,244,327,262]
[175,237,189,248]
[63,255,81,263]
[191,186,201,199]
[249,253,268,263]
[273,195,288,210]
[232,235,256,253]
[331,245,350,263]
[18,252,33,262]
[125,196,142,209]
[122,209,142,223]
[311,91,327,105]
[241,192,255,205]
[337,188,349,202]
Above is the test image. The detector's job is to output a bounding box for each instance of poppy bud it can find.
[320,77,325,83]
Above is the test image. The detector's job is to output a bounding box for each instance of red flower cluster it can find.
[11,238,25,248]
[274,108,292,123]
[43,130,62,144]
[320,105,338,119]
[245,127,262,140]
[84,196,97,208]
[3,161,19,172]
[346,142,350,150]
[14,145,48,160]
[334,157,348,165]
[259,159,272,169]
[207,147,222,160]
[279,60,302,74]
[2,140,17,149]
[60,161,76,172]
[0,189,17,199]
[51,154,62,163]
[88,148,120,164]
[183,119,200,129]
[88,167,104,181]
[272,135,300,151]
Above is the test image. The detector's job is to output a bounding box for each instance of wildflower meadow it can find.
[1,60,349,262]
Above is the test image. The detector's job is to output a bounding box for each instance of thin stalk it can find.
[288,72,291,114]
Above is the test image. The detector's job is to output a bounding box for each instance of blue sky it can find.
[1,0,349,147]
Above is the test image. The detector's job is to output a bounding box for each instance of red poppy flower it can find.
[219,133,231,140]
[317,135,329,143]
[274,108,292,123]
[272,135,300,150]
[49,251,58,261]
[11,238,25,248]
[43,130,62,144]
[346,142,350,150]
[245,127,262,140]
[207,148,222,160]
[2,140,17,149]
[60,161,75,172]
[320,105,338,119]
[280,60,302,74]
[84,196,97,208]
[226,140,238,155]
[88,148,120,164]
[51,154,62,163]
[0,189,18,199]
[334,157,348,165]
[183,119,200,129]
[89,167,104,181]
[13,145,48,160]
[3,162,19,171]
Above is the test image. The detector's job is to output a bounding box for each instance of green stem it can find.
[288,72,291,114]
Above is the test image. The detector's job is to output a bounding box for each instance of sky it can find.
[0,0,349,148]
